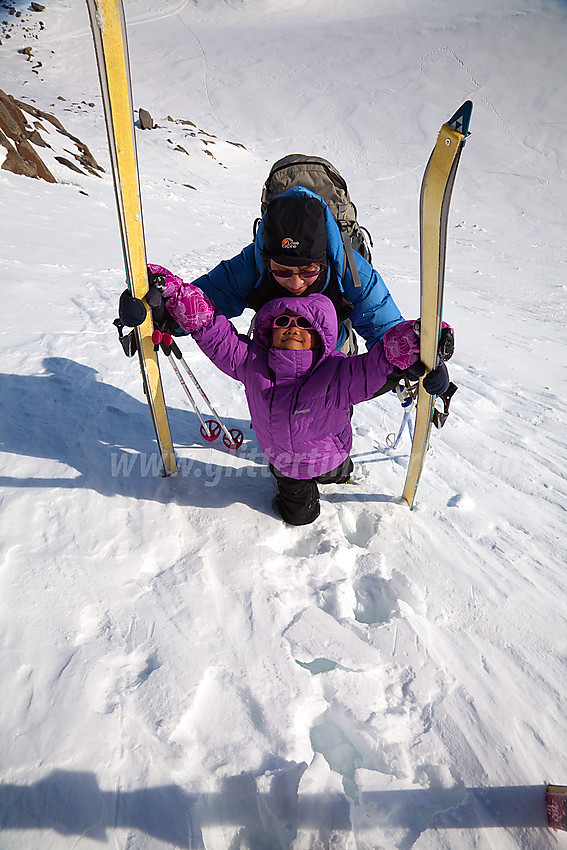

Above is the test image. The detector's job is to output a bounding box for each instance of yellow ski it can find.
[86,0,176,476]
[402,102,472,508]
[547,784,567,831]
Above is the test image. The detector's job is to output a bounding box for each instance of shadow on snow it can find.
[0,357,268,509]
[0,357,399,512]
[0,769,551,848]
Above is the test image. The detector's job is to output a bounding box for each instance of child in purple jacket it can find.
[119,266,448,525]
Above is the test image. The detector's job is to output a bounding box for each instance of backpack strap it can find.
[247,268,275,312]
[322,265,355,321]
[337,218,362,288]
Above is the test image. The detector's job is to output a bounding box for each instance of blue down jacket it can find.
[191,186,403,350]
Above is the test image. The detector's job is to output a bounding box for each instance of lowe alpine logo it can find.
[281,237,299,250]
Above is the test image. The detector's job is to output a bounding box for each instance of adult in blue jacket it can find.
[118,189,452,409]
[189,187,403,354]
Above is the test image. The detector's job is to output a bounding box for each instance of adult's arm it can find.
[192,243,258,319]
[343,253,404,349]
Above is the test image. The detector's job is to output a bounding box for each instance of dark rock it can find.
[28,128,48,147]
[55,155,85,175]
[138,108,154,130]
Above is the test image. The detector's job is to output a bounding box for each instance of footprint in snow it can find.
[265,500,378,558]
[353,570,426,625]
[337,506,379,548]
[316,577,358,621]
[266,523,333,557]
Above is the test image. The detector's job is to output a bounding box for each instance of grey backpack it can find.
[257,154,373,287]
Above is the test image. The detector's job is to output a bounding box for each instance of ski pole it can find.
[153,329,221,442]
[165,351,221,442]
[153,330,243,449]
[168,336,244,450]
[386,383,416,449]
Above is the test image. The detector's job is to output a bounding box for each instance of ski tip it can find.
[448,100,473,137]
[547,784,567,831]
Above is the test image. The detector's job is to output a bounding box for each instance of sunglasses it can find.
[270,267,321,281]
[272,314,314,330]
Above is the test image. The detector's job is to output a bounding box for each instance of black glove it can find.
[422,362,450,395]
[406,361,426,381]
[145,285,166,325]
[145,268,169,325]
[119,289,147,327]
[118,283,167,329]
[401,360,450,395]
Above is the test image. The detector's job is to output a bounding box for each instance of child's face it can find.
[271,314,320,351]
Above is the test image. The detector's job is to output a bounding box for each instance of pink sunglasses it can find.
[272,314,314,330]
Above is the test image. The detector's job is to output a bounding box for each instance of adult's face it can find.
[269,260,322,295]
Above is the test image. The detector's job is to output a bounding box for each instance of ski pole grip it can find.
[160,332,173,356]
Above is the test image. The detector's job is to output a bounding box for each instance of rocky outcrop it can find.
[0,88,104,182]
[0,87,54,180]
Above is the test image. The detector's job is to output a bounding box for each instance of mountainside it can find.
[0,1,566,848]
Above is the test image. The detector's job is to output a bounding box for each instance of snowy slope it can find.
[1,0,567,848]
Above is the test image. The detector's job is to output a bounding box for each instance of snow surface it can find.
[1,0,567,847]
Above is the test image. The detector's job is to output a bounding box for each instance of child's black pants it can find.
[270,457,354,526]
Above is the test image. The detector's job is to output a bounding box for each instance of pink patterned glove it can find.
[147,264,215,333]
[383,320,454,369]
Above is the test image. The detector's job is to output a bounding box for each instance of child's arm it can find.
[334,339,396,406]
[149,265,250,382]
[192,314,250,383]
[335,319,452,406]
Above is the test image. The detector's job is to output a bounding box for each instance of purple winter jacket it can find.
[189,293,396,479]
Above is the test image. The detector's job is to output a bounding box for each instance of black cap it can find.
[262,195,327,266]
